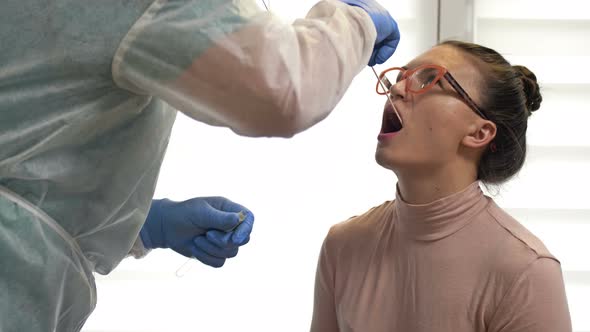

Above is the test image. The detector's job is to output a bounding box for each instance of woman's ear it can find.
[462,119,496,149]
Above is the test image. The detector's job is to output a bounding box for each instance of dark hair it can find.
[440,40,542,184]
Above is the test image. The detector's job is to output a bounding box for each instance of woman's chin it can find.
[375,149,401,171]
[375,149,429,175]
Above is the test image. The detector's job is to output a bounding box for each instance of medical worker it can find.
[0,0,400,330]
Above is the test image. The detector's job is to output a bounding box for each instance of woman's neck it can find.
[395,164,478,205]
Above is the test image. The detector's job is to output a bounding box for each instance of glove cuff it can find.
[141,199,169,249]
[139,225,155,250]
[130,233,151,258]
[339,0,368,12]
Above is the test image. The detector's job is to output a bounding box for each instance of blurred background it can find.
[83,0,590,331]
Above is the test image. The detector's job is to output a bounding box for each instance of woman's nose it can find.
[389,79,406,100]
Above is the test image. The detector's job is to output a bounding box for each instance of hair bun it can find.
[513,65,542,115]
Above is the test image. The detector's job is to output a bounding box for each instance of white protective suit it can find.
[0,0,376,330]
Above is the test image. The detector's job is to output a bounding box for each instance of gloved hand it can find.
[140,197,254,267]
[340,0,400,66]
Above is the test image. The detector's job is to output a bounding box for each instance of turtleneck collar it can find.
[394,181,489,241]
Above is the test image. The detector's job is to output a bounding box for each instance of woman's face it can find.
[375,45,487,174]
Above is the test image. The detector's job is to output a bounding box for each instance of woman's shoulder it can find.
[479,201,562,289]
[485,201,556,261]
[325,200,395,246]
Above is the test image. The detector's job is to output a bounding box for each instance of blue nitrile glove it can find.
[340,0,400,66]
[140,197,254,267]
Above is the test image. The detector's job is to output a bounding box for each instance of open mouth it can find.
[381,107,403,134]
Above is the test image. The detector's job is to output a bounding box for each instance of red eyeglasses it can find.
[375,64,489,120]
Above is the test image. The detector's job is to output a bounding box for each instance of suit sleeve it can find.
[112,0,376,137]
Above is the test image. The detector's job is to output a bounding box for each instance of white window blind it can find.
[82,1,437,331]
[467,1,589,331]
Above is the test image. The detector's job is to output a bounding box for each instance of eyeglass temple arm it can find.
[444,72,488,120]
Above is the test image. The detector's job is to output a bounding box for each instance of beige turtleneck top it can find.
[310,182,572,332]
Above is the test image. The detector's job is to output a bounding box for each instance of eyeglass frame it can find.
[375,64,490,121]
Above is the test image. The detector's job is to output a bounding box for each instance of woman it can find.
[310,41,572,332]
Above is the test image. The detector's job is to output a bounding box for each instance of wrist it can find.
[340,0,369,11]
[140,199,169,249]
[139,226,155,249]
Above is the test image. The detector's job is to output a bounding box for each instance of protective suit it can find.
[0,0,383,330]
